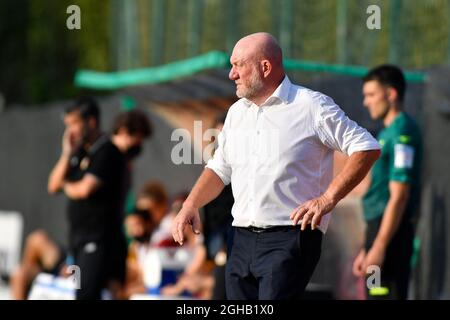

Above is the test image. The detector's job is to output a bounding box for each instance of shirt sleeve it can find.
[389,134,417,183]
[205,114,232,186]
[314,94,381,155]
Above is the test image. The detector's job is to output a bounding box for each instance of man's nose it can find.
[229,67,237,80]
[363,98,369,108]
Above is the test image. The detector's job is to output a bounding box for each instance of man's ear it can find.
[87,116,98,130]
[386,87,398,104]
[261,60,272,78]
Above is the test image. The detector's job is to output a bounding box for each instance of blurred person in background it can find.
[353,65,423,300]
[122,208,156,298]
[136,181,174,246]
[10,230,69,300]
[47,98,151,299]
[106,109,153,298]
[13,108,152,300]
[111,109,154,192]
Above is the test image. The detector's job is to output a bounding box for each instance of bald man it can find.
[172,33,381,299]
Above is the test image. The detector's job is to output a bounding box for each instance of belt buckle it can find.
[249,226,265,233]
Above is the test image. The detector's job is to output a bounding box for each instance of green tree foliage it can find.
[0,0,110,105]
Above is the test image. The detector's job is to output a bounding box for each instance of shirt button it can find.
[257,130,260,135]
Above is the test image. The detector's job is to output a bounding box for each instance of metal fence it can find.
[109,0,450,70]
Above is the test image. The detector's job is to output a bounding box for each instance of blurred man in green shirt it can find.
[353,65,422,300]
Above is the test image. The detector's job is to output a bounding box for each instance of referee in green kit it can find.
[354,65,423,300]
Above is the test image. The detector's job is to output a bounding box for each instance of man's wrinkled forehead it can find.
[231,42,256,65]
[230,55,249,66]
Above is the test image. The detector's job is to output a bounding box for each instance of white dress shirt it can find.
[206,76,380,233]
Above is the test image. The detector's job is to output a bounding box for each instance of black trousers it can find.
[365,217,415,300]
[226,226,322,300]
[74,239,108,300]
[72,232,127,300]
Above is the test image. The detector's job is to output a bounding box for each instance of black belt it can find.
[241,225,299,234]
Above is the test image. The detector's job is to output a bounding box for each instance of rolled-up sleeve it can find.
[205,122,232,185]
[314,95,381,155]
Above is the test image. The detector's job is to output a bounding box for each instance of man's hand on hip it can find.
[172,202,201,246]
[289,150,380,230]
[289,194,336,230]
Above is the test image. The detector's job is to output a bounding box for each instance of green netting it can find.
[74,50,229,90]
[284,59,425,82]
[74,50,426,90]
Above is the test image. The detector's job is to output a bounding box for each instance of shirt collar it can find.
[269,75,291,105]
[242,75,292,107]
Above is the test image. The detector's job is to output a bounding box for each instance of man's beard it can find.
[237,68,264,101]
